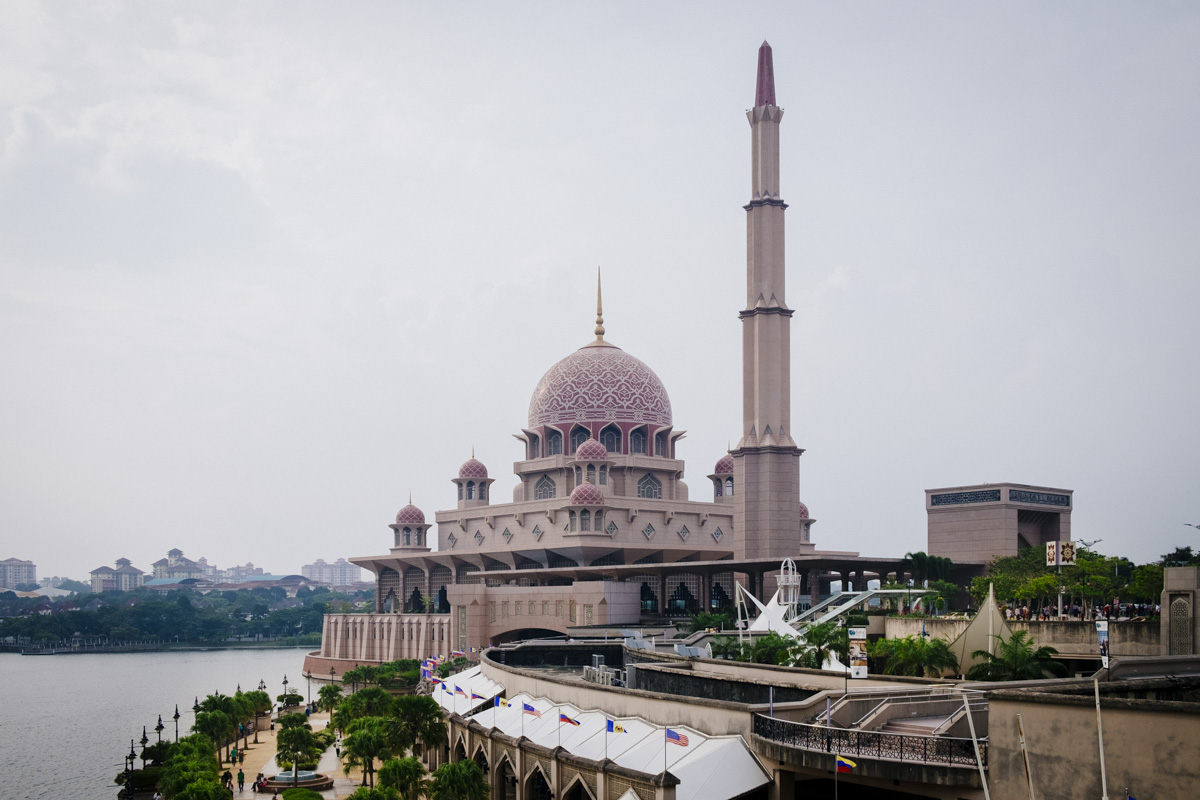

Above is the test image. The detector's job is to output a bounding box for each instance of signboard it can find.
[848,627,868,679]
[1095,620,1109,668]
[1046,540,1077,566]
[1046,541,1058,567]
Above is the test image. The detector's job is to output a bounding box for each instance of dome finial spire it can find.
[594,267,605,342]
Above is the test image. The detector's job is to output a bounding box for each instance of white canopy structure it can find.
[430,665,504,716]
[455,683,771,800]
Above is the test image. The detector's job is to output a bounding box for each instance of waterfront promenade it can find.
[237,709,361,799]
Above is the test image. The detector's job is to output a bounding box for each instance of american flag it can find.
[665,728,689,746]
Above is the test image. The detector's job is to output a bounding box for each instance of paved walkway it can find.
[223,709,364,799]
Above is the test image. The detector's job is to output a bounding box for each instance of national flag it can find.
[454,685,467,697]
[522,703,542,717]
[606,720,625,733]
[452,649,465,657]
[470,646,476,653]
[494,697,509,708]
[471,692,485,701]
[559,713,581,727]
[430,677,443,685]
[836,756,856,774]
[665,728,689,746]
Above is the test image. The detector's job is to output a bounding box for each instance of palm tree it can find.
[868,635,959,677]
[191,712,232,768]
[198,693,240,762]
[968,630,1067,681]
[795,621,848,670]
[747,631,797,665]
[378,756,429,800]
[318,683,343,714]
[343,717,392,788]
[429,759,489,800]
[276,719,318,789]
[709,636,749,661]
[384,695,446,759]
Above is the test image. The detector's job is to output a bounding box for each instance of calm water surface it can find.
[0,648,309,800]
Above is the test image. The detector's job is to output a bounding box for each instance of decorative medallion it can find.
[678,525,690,541]
[532,525,543,541]
[606,520,618,536]
[474,530,484,545]
[446,533,457,549]
[502,528,513,543]
[643,523,655,540]
[712,527,723,542]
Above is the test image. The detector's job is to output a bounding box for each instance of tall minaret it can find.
[733,42,811,561]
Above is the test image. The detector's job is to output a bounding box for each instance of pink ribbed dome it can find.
[395,503,425,525]
[570,482,605,506]
[528,342,672,429]
[798,501,810,519]
[458,458,488,479]
[714,454,734,474]
[575,438,609,461]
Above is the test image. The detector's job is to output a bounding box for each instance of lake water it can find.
[0,648,310,800]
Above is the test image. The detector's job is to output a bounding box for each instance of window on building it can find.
[631,429,647,454]
[466,481,474,499]
[586,464,596,484]
[725,477,734,496]
[569,511,577,532]
[656,433,669,457]
[638,474,662,499]
[479,483,487,500]
[714,479,723,498]
[547,430,562,455]
[457,484,463,500]
[575,466,583,485]
[580,509,591,531]
[595,510,604,530]
[601,425,620,453]
[599,465,608,485]
[528,434,540,459]
[570,427,589,454]
[403,527,411,546]
[535,475,556,500]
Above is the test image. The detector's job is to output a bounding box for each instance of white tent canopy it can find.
[454,680,771,800]
[430,665,504,716]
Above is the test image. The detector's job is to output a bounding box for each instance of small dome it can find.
[575,438,609,461]
[458,458,488,479]
[395,503,425,525]
[714,454,734,474]
[798,501,810,519]
[570,482,605,506]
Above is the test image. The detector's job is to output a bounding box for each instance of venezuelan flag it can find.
[559,713,581,726]
[836,756,856,774]
[471,692,485,701]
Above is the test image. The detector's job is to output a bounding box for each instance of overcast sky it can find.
[2,3,1197,581]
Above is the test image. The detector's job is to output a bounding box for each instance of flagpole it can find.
[664,728,667,776]
[1095,678,1109,800]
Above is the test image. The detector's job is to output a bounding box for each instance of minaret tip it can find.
[594,267,606,342]
[755,40,776,107]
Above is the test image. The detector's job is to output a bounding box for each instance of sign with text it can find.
[848,627,868,679]
[1095,620,1109,668]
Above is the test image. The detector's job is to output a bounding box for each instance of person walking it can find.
[237,769,245,792]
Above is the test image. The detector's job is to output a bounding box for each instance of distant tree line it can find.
[0,584,373,644]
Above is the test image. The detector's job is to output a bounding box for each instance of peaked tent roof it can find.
[948,583,1013,674]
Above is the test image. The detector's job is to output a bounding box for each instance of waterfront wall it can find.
[885,618,1160,658]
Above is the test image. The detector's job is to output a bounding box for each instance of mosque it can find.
[307,42,910,672]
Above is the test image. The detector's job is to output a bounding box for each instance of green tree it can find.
[343,717,392,788]
[967,630,1067,681]
[683,610,733,634]
[378,756,429,800]
[192,711,233,765]
[1126,564,1164,603]
[384,695,446,758]
[748,631,797,666]
[277,716,320,789]
[1161,547,1200,567]
[429,759,489,800]
[867,635,959,677]
[709,636,749,661]
[159,734,223,800]
[318,683,344,714]
[795,622,848,670]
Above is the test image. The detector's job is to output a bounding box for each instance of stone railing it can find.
[752,713,986,768]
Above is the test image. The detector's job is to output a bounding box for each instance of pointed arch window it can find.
[638,474,662,499]
[574,466,583,485]
[568,511,577,532]
[595,510,604,530]
[466,481,475,499]
[630,429,647,454]
[600,425,621,453]
[403,527,411,546]
[546,430,562,455]
[725,477,734,496]
[457,483,464,500]
[479,483,487,500]
[656,433,669,457]
[570,427,589,454]
[528,434,540,459]
[586,464,596,484]
[535,475,556,500]
[580,510,591,531]
[599,465,608,485]
[714,479,723,498]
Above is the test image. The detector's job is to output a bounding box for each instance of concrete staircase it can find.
[877,715,953,736]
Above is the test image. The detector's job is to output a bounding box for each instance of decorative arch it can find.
[466,481,475,499]
[638,473,662,499]
[528,433,540,459]
[725,476,734,496]
[655,431,669,457]
[630,426,648,455]
[546,429,563,456]
[535,475,556,500]
[569,425,590,454]
[600,424,621,453]
[562,773,598,800]
[525,760,553,800]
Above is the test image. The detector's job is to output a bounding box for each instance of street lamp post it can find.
[282,674,289,711]
[193,696,200,714]
[124,739,136,799]
[173,705,180,742]
[139,726,149,769]
[155,714,164,744]
[306,671,311,704]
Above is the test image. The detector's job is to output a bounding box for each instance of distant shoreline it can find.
[4,642,317,655]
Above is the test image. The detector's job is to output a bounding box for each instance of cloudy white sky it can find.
[2,3,1197,581]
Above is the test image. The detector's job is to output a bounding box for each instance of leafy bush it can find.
[281,789,326,800]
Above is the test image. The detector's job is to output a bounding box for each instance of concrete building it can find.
[308,42,920,675]
[0,557,36,589]
[89,558,145,592]
[302,558,362,586]
[150,548,207,580]
[1163,565,1200,655]
[926,482,1073,565]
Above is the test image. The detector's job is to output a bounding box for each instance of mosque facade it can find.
[307,43,908,673]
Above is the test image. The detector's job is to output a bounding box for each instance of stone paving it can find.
[223,709,363,800]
